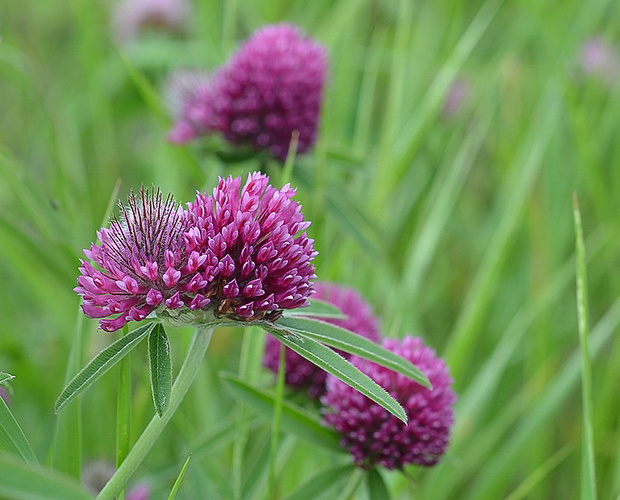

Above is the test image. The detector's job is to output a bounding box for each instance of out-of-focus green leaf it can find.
[261,324,408,423]
[167,454,192,500]
[0,454,93,500]
[367,468,390,500]
[281,463,356,500]
[148,323,173,417]
[55,322,155,414]
[219,372,342,452]
[0,394,38,464]
[274,316,430,388]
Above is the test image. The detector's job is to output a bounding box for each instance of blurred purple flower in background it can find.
[441,78,471,119]
[322,336,456,470]
[0,386,10,407]
[579,36,620,84]
[112,0,191,43]
[263,282,382,398]
[82,460,150,498]
[168,24,327,161]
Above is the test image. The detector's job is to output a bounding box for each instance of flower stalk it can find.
[97,326,214,500]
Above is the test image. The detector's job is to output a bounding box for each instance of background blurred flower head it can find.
[579,36,620,84]
[321,336,456,470]
[112,0,191,43]
[82,460,150,498]
[263,282,382,398]
[183,172,317,321]
[168,23,328,161]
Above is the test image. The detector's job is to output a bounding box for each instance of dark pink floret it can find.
[321,336,456,470]
[263,282,382,398]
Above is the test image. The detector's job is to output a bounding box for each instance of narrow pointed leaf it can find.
[262,325,408,423]
[148,323,173,417]
[55,322,155,414]
[281,464,356,500]
[219,372,341,452]
[0,372,15,385]
[275,316,431,389]
[167,454,192,500]
[283,299,346,319]
[0,454,94,500]
[367,468,391,500]
[0,395,38,464]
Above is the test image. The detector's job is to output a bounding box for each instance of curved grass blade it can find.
[573,194,597,500]
[168,454,192,500]
[274,316,431,389]
[0,393,38,464]
[219,372,341,452]
[281,463,356,500]
[148,324,172,417]
[283,299,346,320]
[0,454,94,500]
[54,322,155,414]
[262,324,408,423]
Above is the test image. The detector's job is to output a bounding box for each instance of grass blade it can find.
[219,372,342,452]
[261,325,408,423]
[283,299,346,320]
[55,322,155,414]
[148,324,173,417]
[281,464,356,500]
[167,454,192,500]
[274,316,430,388]
[573,194,597,500]
[0,394,38,465]
[367,468,390,500]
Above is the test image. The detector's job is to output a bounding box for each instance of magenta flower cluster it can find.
[321,336,456,470]
[75,172,316,331]
[263,282,382,398]
[168,24,327,161]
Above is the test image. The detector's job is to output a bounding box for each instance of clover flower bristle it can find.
[321,336,456,470]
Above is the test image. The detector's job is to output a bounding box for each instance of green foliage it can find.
[148,324,173,417]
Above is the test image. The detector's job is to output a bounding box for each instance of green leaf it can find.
[0,372,15,385]
[283,299,346,320]
[573,194,597,500]
[281,463,356,500]
[261,324,408,423]
[168,454,192,500]
[367,468,391,500]
[54,322,155,414]
[219,372,342,452]
[0,394,38,464]
[148,323,173,417]
[0,454,94,500]
[274,316,431,389]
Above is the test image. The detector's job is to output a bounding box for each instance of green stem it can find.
[268,342,286,499]
[116,325,131,500]
[97,326,214,500]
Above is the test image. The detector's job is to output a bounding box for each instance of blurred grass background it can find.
[2,0,620,498]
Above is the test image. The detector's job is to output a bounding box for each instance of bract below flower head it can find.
[322,336,456,470]
[168,23,327,161]
[184,172,317,322]
[75,188,209,332]
[263,282,382,398]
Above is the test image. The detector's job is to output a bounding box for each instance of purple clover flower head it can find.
[321,336,456,470]
[112,0,191,44]
[184,172,317,321]
[75,188,206,332]
[442,78,470,119]
[263,282,382,399]
[579,36,620,84]
[168,24,327,161]
[82,460,150,498]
